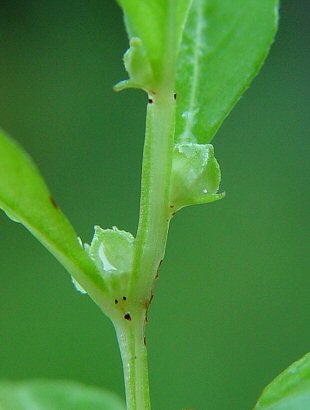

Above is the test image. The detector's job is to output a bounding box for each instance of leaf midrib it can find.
[182,0,204,142]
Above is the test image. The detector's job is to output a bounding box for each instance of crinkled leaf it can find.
[116,0,192,82]
[254,352,310,410]
[176,0,279,143]
[170,143,224,211]
[114,37,155,92]
[0,129,106,303]
[0,380,125,410]
[87,226,134,295]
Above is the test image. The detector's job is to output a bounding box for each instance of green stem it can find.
[114,4,178,408]
[116,88,175,410]
[130,90,176,303]
[114,309,150,410]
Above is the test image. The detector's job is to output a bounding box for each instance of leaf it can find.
[0,129,107,305]
[0,380,125,410]
[116,0,192,83]
[114,37,155,92]
[170,143,224,212]
[86,225,135,295]
[254,352,310,410]
[176,0,279,144]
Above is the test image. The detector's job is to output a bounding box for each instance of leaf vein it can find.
[181,0,205,142]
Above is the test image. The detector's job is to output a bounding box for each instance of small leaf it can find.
[116,0,192,84]
[87,226,135,295]
[254,352,310,410]
[170,143,224,212]
[114,37,155,92]
[176,0,279,143]
[0,129,107,306]
[0,380,125,410]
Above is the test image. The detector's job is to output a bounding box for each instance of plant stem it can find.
[115,89,175,410]
[113,5,178,408]
[114,308,150,410]
[130,90,176,303]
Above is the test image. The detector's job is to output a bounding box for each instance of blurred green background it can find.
[0,1,309,409]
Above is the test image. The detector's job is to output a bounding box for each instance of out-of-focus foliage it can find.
[254,353,310,410]
[0,381,125,410]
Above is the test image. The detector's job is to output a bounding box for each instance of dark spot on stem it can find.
[124,313,131,321]
[49,195,58,209]
[148,98,153,104]
[122,296,127,301]
[170,204,175,209]
[174,93,177,100]
[114,299,118,305]
[144,336,147,346]
[155,260,163,280]
[145,293,154,313]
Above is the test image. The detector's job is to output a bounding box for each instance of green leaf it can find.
[254,352,310,410]
[114,37,155,92]
[176,0,279,144]
[170,143,224,212]
[116,0,192,84]
[0,380,125,410]
[86,225,135,296]
[0,129,107,305]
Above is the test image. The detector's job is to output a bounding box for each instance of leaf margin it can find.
[0,128,109,309]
